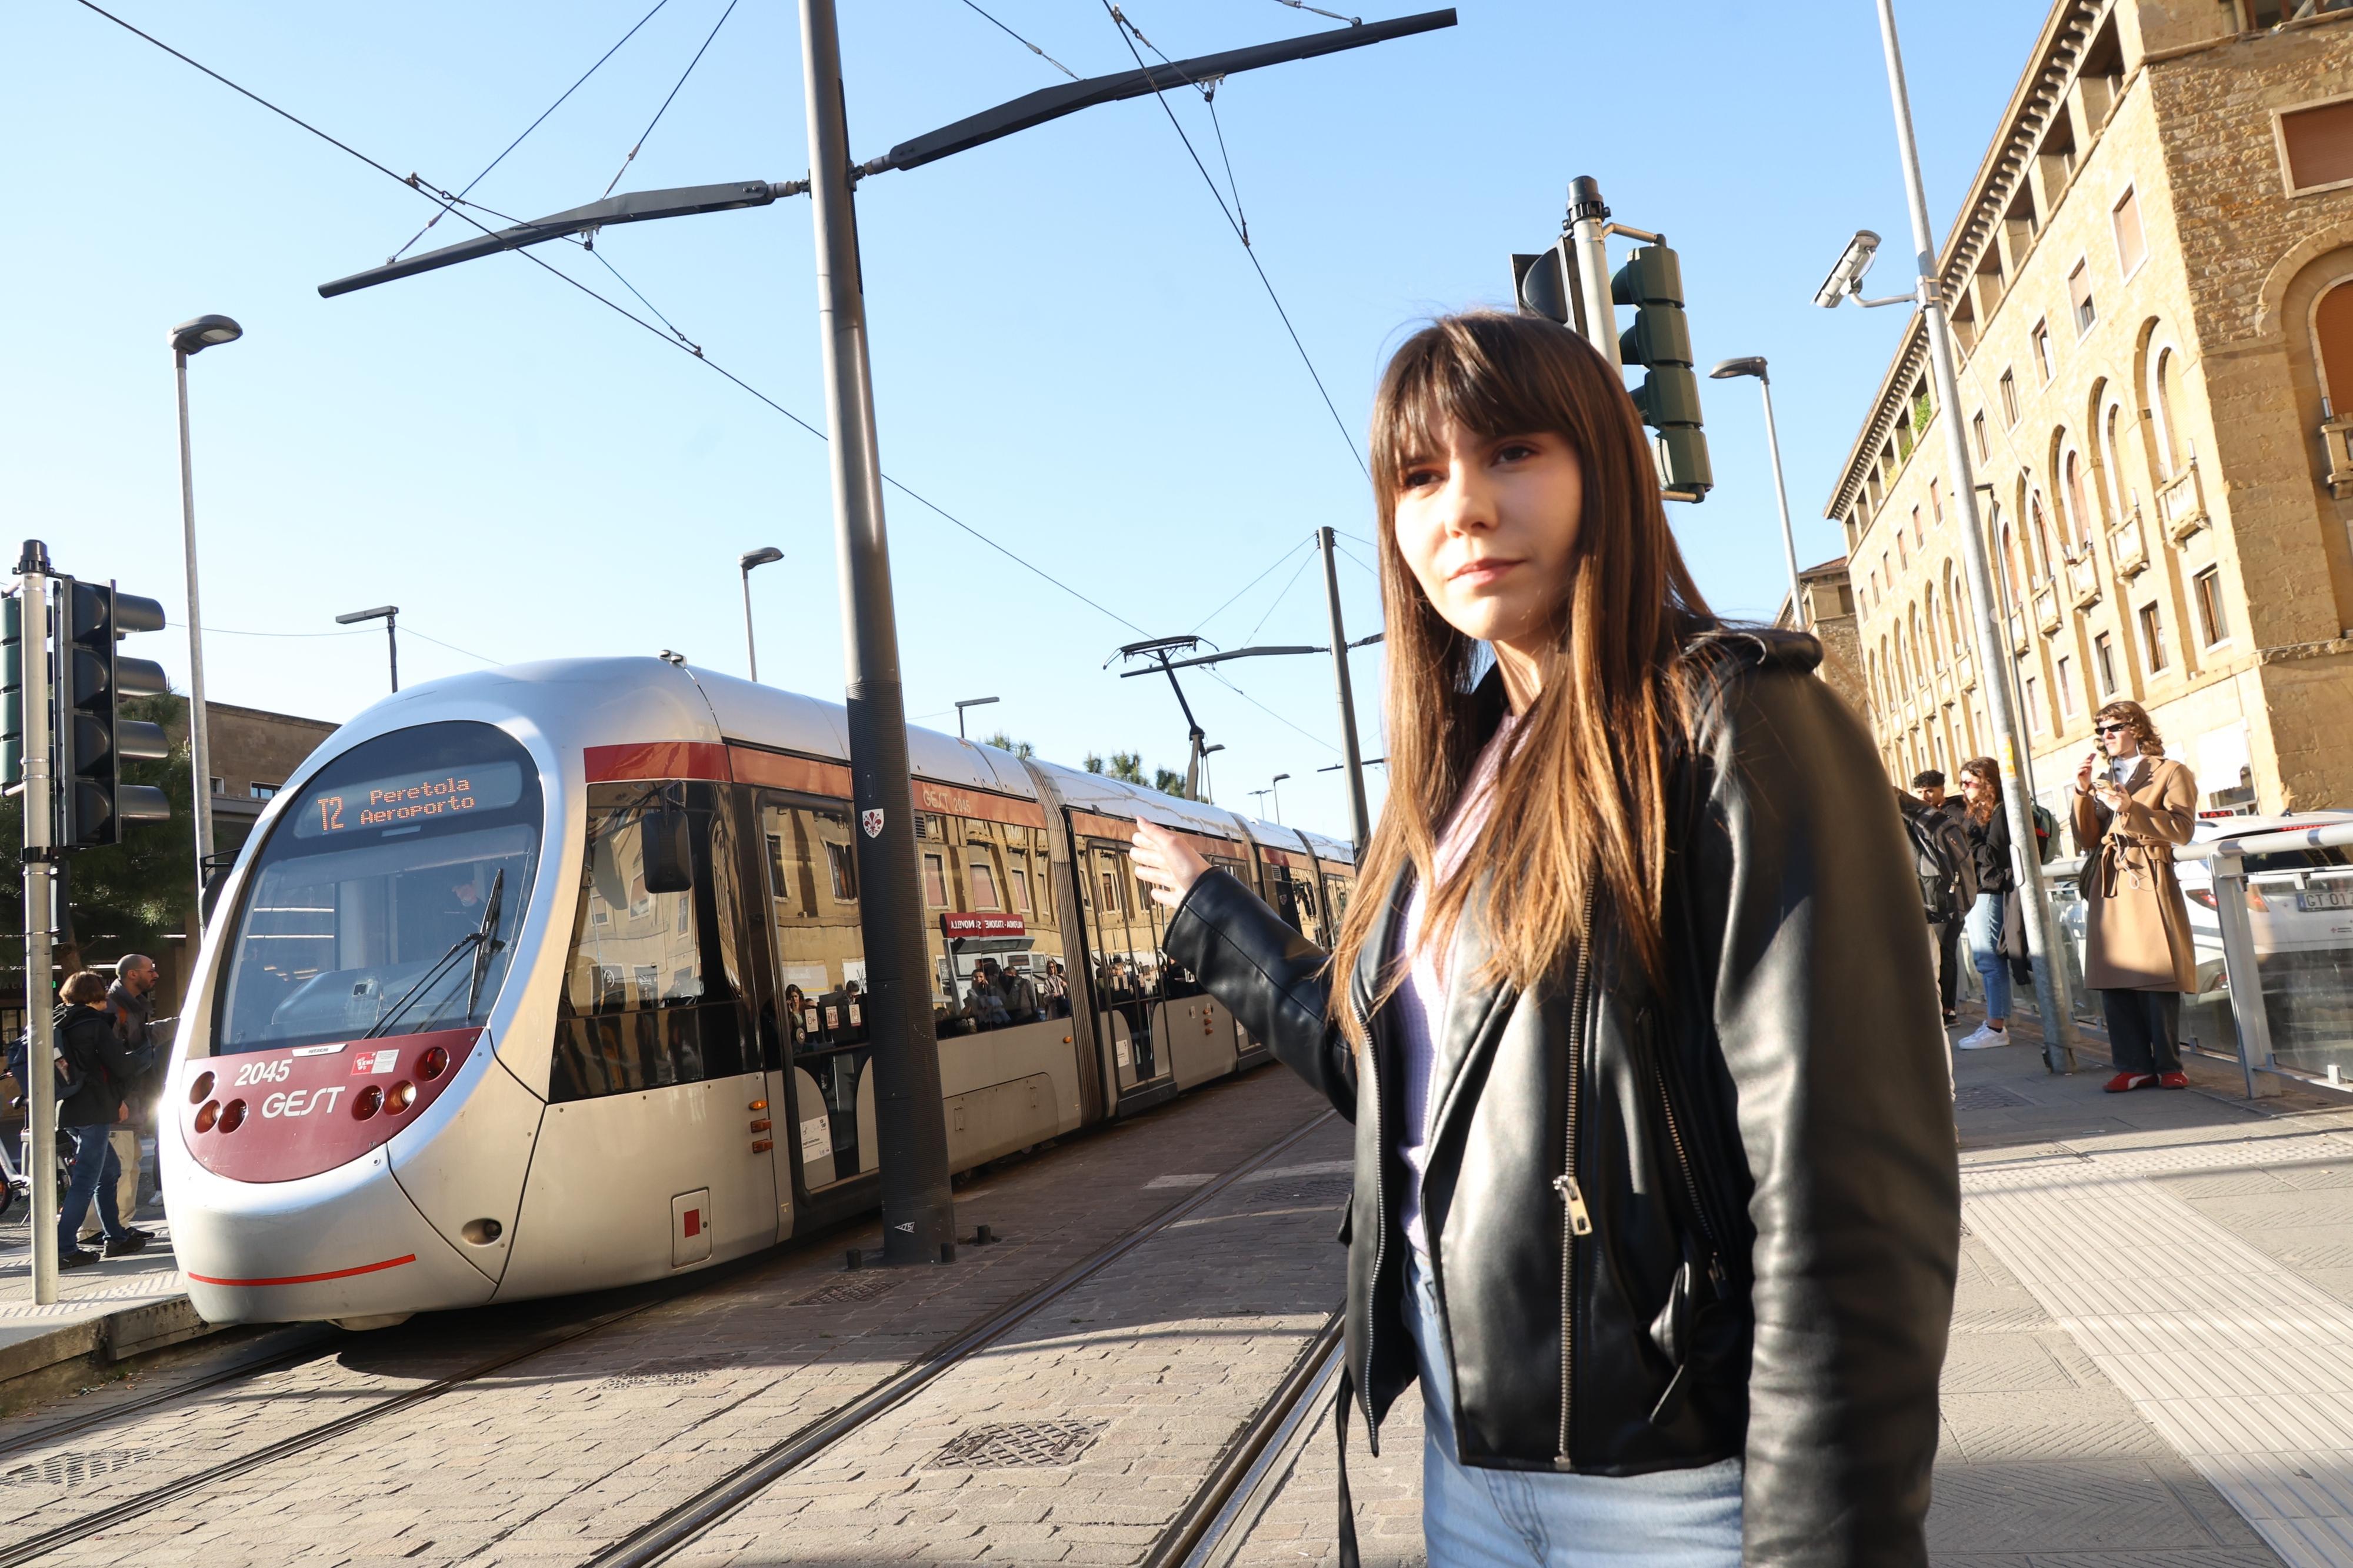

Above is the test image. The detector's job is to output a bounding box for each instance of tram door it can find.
[1081,838,1168,1095]
[756,791,878,1200]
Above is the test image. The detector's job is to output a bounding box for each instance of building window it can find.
[2318,279,2353,417]
[966,848,1002,910]
[2094,631,2118,695]
[2057,656,2078,717]
[209,776,224,795]
[1999,369,2019,426]
[922,852,948,908]
[2139,603,2169,672]
[2111,185,2147,278]
[2068,261,2096,336]
[2031,318,2054,383]
[2024,676,2042,733]
[2194,568,2231,646]
[1908,510,1921,552]
[2278,96,2353,196]
[1929,478,1943,528]
[824,840,858,902]
[249,782,279,800]
[1972,411,1988,461]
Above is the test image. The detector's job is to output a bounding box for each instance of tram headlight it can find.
[352,1085,383,1120]
[218,1099,248,1133]
[386,1080,417,1115]
[418,1047,449,1082]
[194,1100,219,1133]
[189,1071,214,1105]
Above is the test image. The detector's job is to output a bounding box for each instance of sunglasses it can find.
[2095,723,2131,736]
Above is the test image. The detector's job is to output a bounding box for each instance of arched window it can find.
[2029,491,2057,576]
[2319,279,2353,419]
[2100,401,2129,519]
[2062,447,2094,543]
[2149,347,2183,476]
[1919,598,1942,670]
[1945,567,1968,659]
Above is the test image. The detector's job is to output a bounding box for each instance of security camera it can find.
[1812,230,1882,309]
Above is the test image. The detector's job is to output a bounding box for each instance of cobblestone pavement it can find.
[0,1065,1334,1567]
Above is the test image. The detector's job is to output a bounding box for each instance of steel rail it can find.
[1151,1310,1344,1568]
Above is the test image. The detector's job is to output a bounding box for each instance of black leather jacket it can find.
[1164,631,1959,1566]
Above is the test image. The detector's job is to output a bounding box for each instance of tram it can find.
[160,657,1356,1327]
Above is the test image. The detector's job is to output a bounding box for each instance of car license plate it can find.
[2298,888,2353,912]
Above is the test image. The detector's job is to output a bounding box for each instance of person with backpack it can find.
[54,970,153,1266]
[1900,775,1974,1027]
[1909,773,1969,1025]
[1128,312,1957,1567]
[1951,759,2018,1050]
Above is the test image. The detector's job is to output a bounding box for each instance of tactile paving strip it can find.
[1964,1126,2353,1567]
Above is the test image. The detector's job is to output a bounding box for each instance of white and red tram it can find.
[162,657,1356,1327]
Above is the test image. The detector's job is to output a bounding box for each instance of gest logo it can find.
[260,1086,348,1119]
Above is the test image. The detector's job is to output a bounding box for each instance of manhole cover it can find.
[2,1449,151,1487]
[1954,1085,2032,1112]
[794,1274,899,1307]
[927,1420,1106,1470]
[601,1356,726,1389]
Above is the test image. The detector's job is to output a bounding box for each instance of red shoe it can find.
[2159,1072,2189,1090]
[2105,1072,2158,1093]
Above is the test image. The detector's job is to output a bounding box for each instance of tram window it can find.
[548,780,749,1103]
[212,720,544,1054]
[967,847,1002,910]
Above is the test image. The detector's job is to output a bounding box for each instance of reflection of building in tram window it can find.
[967,845,1002,909]
[549,782,748,1102]
[923,853,949,907]
[825,841,857,901]
[1008,853,1033,914]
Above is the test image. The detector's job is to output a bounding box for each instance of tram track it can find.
[0,1103,1338,1567]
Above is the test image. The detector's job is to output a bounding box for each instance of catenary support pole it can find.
[798,0,954,1264]
[385,609,399,693]
[1876,0,2075,1072]
[173,353,216,929]
[1318,529,1371,854]
[18,543,58,1305]
[1755,376,1807,630]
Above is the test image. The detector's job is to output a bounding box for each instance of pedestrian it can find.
[54,970,153,1267]
[2074,700,2198,1091]
[86,953,161,1242]
[1038,958,1071,1019]
[1912,770,1968,1025]
[1897,782,1974,1027]
[994,959,1041,1023]
[1952,759,2016,1050]
[1129,312,1957,1568]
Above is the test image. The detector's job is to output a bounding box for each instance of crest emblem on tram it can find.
[861,808,885,839]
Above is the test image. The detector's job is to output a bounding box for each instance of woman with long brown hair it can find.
[2074,699,2198,1090]
[1954,757,2014,1049]
[1132,313,1957,1566]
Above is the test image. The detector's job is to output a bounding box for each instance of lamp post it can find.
[954,696,998,740]
[1845,0,2075,1072]
[1708,357,1808,629]
[1247,788,1273,816]
[1269,773,1291,825]
[739,546,783,681]
[335,605,400,693]
[169,313,242,926]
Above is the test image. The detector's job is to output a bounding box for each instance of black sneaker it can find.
[58,1247,100,1270]
[102,1229,152,1258]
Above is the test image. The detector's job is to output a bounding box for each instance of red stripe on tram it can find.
[188,1254,418,1287]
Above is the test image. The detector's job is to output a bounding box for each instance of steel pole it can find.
[1755,378,1807,629]
[741,569,760,683]
[1877,0,2075,1071]
[1566,177,1621,370]
[17,545,58,1305]
[174,353,216,928]
[1317,529,1371,853]
[798,0,954,1266]
[386,609,399,693]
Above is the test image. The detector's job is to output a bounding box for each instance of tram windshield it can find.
[211,721,544,1053]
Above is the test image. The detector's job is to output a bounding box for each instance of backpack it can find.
[1902,804,1966,923]
[5,1006,88,1103]
[2031,801,2061,863]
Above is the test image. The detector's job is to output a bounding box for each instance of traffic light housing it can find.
[1610,245,1713,502]
[60,578,171,847]
[1511,241,1580,334]
[2,593,25,792]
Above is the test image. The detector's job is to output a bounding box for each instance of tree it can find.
[979,731,1034,760]
[1084,753,1105,775]
[1152,768,1185,795]
[1106,752,1145,785]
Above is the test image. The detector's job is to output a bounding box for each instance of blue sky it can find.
[6,0,2046,839]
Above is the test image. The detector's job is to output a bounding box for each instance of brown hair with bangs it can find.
[1329,312,1714,1046]
[1958,756,2002,827]
[2093,699,2164,758]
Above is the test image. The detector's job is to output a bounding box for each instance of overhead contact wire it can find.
[958,0,1079,79]
[600,0,739,198]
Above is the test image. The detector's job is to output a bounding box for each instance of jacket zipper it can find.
[1554,880,1598,1463]
[1352,985,1385,1446]
[1649,1044,1728,1296]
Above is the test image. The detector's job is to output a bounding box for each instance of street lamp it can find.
[336,605,400,692]
[1247,788,1274,816]
[1269,773,1291,824]
[954,696,998,740]
[1839,0,2075,1072]
[170,313,243,926]
[739,546,783,681]
[1708,357,1808,630]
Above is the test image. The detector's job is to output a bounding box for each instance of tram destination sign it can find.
[295,760,526,839]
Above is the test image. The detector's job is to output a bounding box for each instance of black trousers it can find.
[2102,988,2184,1074]
[1932,917,1960,1016]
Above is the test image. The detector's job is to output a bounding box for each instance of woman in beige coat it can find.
[2073,699,2199,1091]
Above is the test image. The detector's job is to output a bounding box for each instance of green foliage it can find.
[1106,752,1145,785]
[1083,753,1104,775]
[979,731,1034,760]
[1152,768,1185,795]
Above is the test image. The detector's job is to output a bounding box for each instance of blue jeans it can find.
[1964,892,2011,1022]
[57,1125,126,1253]
[1404,1251,1743,1566]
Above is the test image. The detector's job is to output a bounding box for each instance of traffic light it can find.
[1610,244,1713,502]
[60,578,171,847]
[2,592,26,792]
[1511,241,1579,333]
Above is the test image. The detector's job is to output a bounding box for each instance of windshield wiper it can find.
[362,869,508,1041]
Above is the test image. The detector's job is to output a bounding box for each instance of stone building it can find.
[1828,0,2353,822]
[1775,557,1871,721]
[205,701,338,859]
